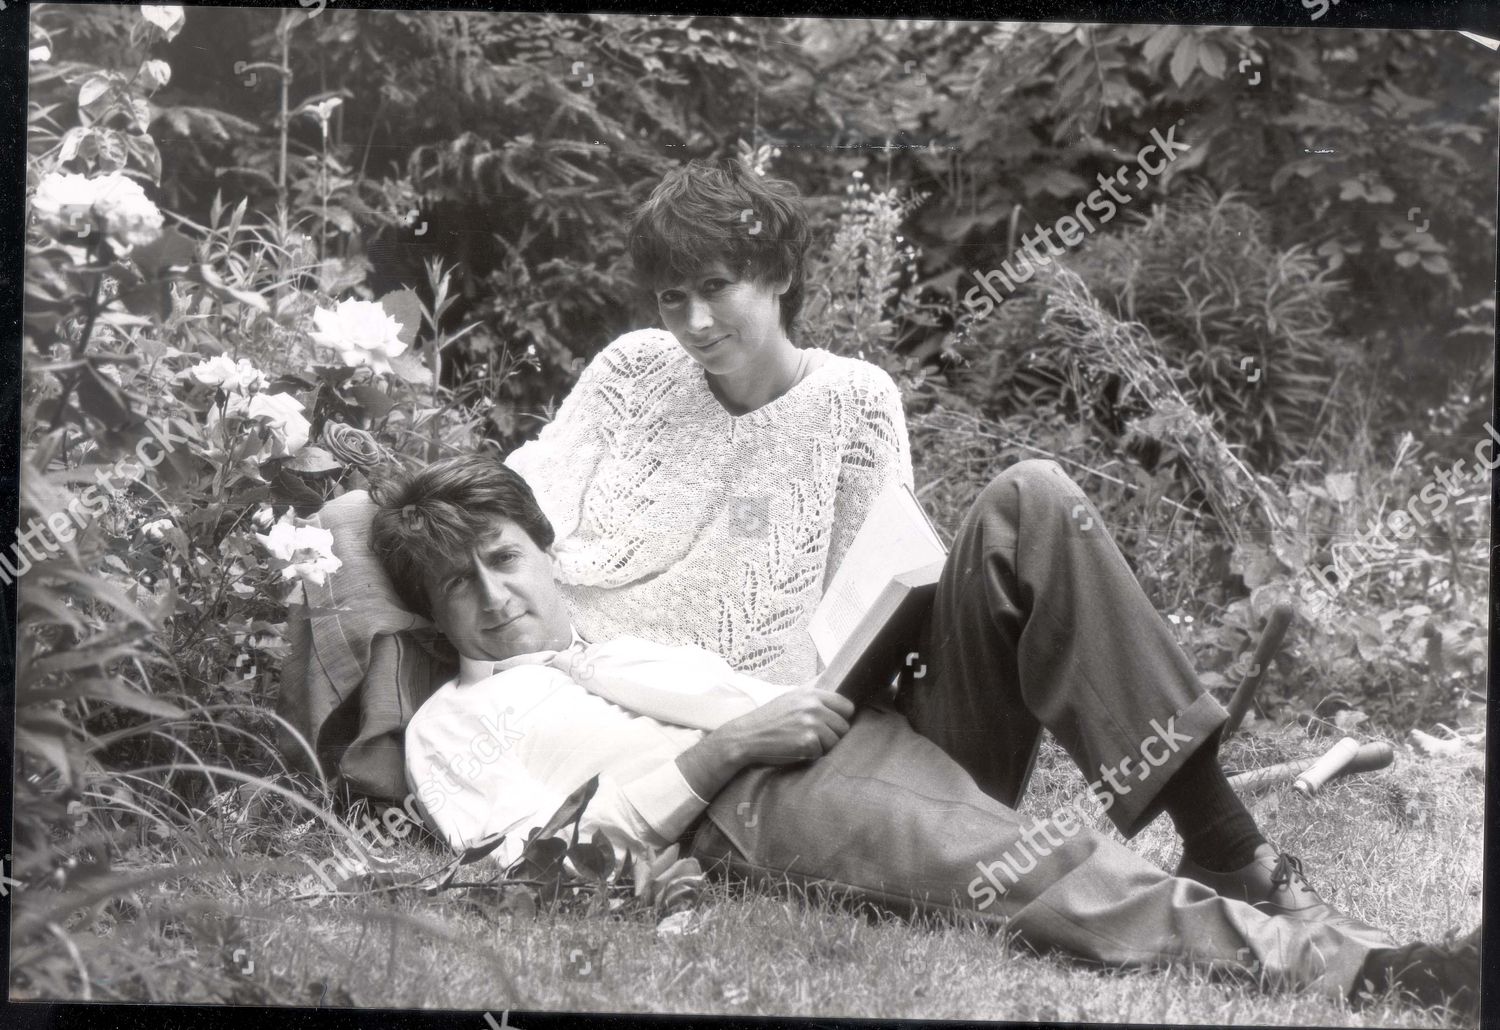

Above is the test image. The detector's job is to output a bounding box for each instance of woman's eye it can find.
[702,279,728,294]
[658,290,683,306]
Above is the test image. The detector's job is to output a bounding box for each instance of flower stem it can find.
[48,244,106,432]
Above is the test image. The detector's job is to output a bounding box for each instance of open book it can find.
[808,481,948,704]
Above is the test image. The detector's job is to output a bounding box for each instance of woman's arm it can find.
[822,365,914,590]
[504,329,674,542]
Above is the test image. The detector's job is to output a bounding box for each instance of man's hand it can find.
[674,689,855,803]
[715,688,855,765]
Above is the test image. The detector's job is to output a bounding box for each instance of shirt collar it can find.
[456,627,587,687]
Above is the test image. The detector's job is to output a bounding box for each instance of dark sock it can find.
[1156,730,1266,872]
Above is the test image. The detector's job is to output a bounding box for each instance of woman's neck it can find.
[707,336,808,416]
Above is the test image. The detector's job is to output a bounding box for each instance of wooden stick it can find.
[1293,737,1361,797]
[1223,603,1294,738]
[1227,740,1394,794]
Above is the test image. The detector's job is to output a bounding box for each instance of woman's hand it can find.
[674,689,856,803]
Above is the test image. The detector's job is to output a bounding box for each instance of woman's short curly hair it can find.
[628,159,811,333]
[369,452,554,620]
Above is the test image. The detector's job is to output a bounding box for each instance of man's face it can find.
[425,517,574,661]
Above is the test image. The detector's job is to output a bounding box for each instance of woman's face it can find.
[655,261,791,375]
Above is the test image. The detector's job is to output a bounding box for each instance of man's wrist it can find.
[676,731,744,801]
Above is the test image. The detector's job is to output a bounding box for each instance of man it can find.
[368,453,1478,1016]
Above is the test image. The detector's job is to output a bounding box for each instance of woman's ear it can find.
[771,273,792,297]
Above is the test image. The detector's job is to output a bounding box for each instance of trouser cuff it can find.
[1107,690,1228,838]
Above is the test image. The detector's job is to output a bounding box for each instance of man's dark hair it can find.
[369,452,554,620]
[628,159,811,334]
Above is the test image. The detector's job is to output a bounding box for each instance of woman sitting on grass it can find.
[500,158,1424,958]
[505,159,908,687]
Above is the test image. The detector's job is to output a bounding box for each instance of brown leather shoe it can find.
[1177,844,1396,947]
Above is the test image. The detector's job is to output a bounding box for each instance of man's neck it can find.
[457,628,585,685]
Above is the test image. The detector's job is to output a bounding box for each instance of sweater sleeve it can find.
[505,330,673,543]
[822,364,914,591]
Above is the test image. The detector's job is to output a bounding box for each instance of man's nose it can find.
[476,566,511,611]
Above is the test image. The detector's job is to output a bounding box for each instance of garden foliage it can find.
[12,5,1494,1000]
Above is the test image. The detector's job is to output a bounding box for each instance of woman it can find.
[505,159,909,686]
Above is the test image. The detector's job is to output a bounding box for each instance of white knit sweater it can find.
[506,328,913,685]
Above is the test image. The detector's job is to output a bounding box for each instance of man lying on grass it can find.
[368,453,1479,1018]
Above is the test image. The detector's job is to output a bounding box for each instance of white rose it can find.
[257,515,341,588]
[178,355,268,394]
[30,46,52,64]
[31,172,163,250]
[31,173,100,239]
[215,391,311,458]
[250,505,276,531]
[93,175,165,249]
[308,298,408,375]
[140,5,186,40]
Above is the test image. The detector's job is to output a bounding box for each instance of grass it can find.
[16,728,1482,1027]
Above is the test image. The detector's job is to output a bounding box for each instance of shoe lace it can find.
[1269,852,1309,893]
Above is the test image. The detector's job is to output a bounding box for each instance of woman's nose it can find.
[685,295,713,333]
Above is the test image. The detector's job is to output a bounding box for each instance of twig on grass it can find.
[284,877,634,904]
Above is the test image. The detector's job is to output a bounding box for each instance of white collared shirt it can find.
[403,632,795,868]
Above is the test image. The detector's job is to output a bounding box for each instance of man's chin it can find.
[468,623,571,661]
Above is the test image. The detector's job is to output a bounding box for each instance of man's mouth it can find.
[486,612,524,631]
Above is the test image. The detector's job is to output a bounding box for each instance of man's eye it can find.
[488,551,517,568]
[444,573,470,593]
[702,278,728,294]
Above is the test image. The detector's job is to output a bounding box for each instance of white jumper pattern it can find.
[506,329,912,684]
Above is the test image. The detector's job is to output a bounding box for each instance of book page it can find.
[809,483,946,663]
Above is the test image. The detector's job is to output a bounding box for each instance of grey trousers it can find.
[688,461,1374,999]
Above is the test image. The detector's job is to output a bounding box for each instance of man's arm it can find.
[406,668,709,867]
[673,688,856,801]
